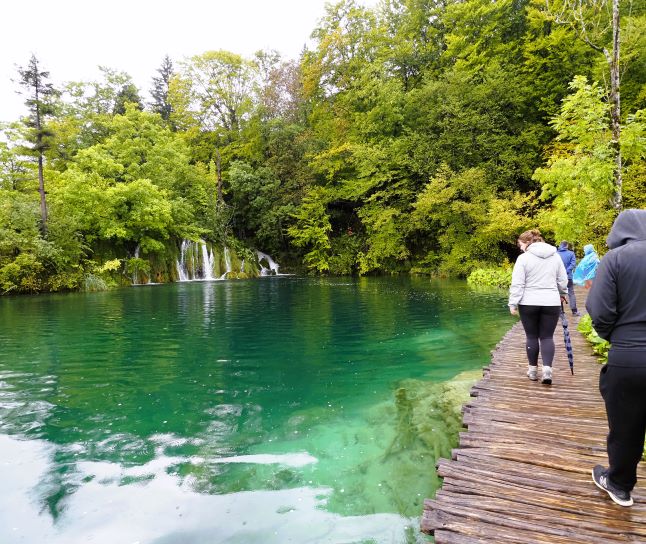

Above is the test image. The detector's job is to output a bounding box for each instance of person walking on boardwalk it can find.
[588,209,646,508]
[573,244,600,289]
[508,229,568,385]
[557,241,580,316]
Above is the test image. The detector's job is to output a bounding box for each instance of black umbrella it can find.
[561,302,574,375]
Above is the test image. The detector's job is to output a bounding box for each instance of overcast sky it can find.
[0,0,378,123]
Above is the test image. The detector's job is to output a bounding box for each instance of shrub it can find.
[82,274,109,292]
[0,253,45,293]
[577,314,610,363]
[466,266,512,288]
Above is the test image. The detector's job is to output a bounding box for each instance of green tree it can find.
[544,0,646,210]
[51,105,206,261]
[227,161,291,252]
[253,51,303,122]
[403,65,545,190]
[535,76,646,243]
[113,83,143,115]
[56,67,141,155]
[182,50,256,132]
[288,188,332,273]
[534,76,616,244]
[0,126,33,191]
[0,189,47,293]
[411,165,532,275]
[379,0,447,89]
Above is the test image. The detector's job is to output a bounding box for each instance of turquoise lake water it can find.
[0,277,514,543]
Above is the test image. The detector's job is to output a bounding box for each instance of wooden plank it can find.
[428,496,644,541]
[452,448,646,485]
[458,431,605,449]
[432,529,486,544]
[423,500,629,543]
[447,444,607,473]
[423,508,586,544]
[433,489,646,534]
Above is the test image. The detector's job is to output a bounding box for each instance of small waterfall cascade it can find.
[220,247,232,279]
[240,258,245,274]
[201,243,215,281]
[130,245,152,285]
[132,245,141,285]
[176,240,193,281]
[256,250,280,276]
[176,239,217,281]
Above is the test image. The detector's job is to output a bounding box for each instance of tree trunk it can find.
[37,152,48,234]
[610,0,622,211]
[215,148,223,202]
[35,93,48,234]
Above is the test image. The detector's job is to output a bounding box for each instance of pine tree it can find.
[17,55,58,234]
[150,55,174,123]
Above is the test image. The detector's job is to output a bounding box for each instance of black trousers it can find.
[600,364,646,492]
[518,305,561,367]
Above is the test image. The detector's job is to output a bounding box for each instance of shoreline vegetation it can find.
[2,0,645,295]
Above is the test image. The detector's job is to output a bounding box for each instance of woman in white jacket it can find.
[509,229,569,384]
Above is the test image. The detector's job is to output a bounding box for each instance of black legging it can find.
[518,305,561,367]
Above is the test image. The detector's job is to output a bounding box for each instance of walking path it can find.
[421,298,646,543]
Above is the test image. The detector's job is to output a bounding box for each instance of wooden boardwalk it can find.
[422,303,646,543]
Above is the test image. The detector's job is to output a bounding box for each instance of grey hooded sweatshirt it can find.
[586,209,646,366]
[508,242,568,309]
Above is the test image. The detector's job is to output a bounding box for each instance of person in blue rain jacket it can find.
[573,244,600,289]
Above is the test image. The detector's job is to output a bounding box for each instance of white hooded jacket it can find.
[508,242,568,308]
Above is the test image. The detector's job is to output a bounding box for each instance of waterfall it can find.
[256,250,280,276]
[220,247,232,280]
[176,240,190,281]
[132,245,140,285]
[176,239,217,281]
[201,242,215,281]
[172,242,281,282]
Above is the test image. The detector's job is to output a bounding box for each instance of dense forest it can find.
[1,0,645,294]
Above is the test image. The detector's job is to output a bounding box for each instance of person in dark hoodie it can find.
[509,229,569,385]
[557,241,580,316]
[588,209,646,508]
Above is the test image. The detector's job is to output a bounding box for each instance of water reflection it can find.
[0,434,413,544]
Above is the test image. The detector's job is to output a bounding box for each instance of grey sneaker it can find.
[527,366,538,381]
[541,366,553,385]
[592,465,633,507]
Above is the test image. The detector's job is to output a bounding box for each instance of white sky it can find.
[0,0,378,123]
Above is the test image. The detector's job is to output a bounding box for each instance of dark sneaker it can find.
[572,310,581,317]
[592,465,633,507]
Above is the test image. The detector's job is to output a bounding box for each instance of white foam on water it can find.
[211,452,318,467]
